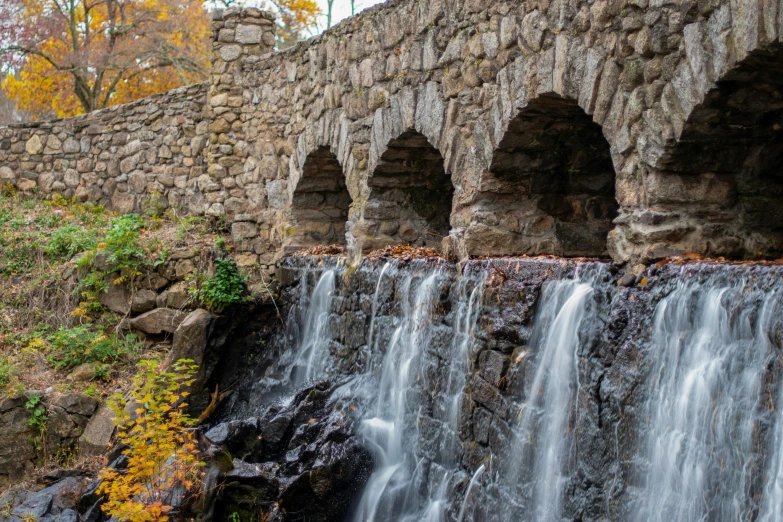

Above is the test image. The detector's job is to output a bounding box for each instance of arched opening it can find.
[461,94,617,257]
[654,43,783,258]
[285,147,351,249]
[363,130,454,250]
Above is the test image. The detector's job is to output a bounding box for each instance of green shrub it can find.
[45,225,99,259]
[101,214,148,274]
[0,358,14,388]
[46,326,138,370]
[193,258,248,313]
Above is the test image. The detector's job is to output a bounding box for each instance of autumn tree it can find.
[0,0,211,119]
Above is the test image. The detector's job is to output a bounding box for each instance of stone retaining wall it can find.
[3,0,783,266]
[0,83,208,215]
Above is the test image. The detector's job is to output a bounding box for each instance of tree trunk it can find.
[326,0,334,28]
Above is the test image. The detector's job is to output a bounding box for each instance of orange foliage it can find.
[2,0,210,119]
[97,359,203,522]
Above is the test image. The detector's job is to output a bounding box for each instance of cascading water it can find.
[211,253,783,522]
[486,271,600,522]
[292,269,336,386]
[347,262,484,522]
[633,269,783,522]
[248,264,341,401]
[350,268,444,522]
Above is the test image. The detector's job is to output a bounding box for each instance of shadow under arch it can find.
[284,146,352,251]
[650,42,783,258]
[460,93,617,257]
[361,129,454,251]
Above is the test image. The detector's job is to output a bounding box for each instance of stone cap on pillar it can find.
[211,7,277,55]
[212,6,276,23]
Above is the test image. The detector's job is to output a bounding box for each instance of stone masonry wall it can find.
[3,0,783,266]
[0,83,208,215]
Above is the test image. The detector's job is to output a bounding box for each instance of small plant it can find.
[45,224,99,259]
[83,383,100,398]
[143,191,168,220]
[0,357,14,388]
[53,445,77,467]
[25,394,47,432]
[190,258,248,313]
[46,326,133,370]
[101,214,148,278]
[25,393,48,460]
[98,359,203,522]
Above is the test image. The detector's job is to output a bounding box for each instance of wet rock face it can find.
[0,475,90,522]
[202,381,372,522]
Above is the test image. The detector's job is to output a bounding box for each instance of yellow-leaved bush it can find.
[98,359,204,522]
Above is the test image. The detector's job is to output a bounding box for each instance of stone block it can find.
[235,24,263,44]
[112,192,136,213]
[25,135,43,155]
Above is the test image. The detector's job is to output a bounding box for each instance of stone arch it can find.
[460,93,617,257]
[360,129,454,251]
[640,42,783,259]
[283,147,352,251]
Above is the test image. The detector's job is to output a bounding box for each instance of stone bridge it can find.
[1,0,782,268]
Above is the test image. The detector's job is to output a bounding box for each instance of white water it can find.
[347,265,484,522]
[635,277,783,522]
[292,269,336,386]
[351,270,443,522]
[507,278,596,522]
[457,464,485,522]
[235,258,783,521]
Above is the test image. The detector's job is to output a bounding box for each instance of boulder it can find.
[3,477,89,522]
[165,309,216,400]
[51,392,99,417]
[99,279,131,315]
[166,309,215,366]
[78,404,116,457]
[0,396,36,487]
[131,288,158,313]
[205,382,371,522]
[66,363,99,383]
[166,280,192,309]
[130,308,187,334]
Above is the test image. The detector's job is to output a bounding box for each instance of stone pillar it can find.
[207,7,275,218]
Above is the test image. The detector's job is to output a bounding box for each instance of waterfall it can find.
[499,276,598,522]
[350,269,443,522]
[292,269,336,386]
[347,263,485,522]
[216,254,783,521]
[634,272,783,522]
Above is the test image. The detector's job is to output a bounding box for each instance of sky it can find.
[317,0,384,31]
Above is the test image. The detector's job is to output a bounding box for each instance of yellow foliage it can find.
[98,359,203,522]
[2,0,210,118]
[272,0,321,46]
